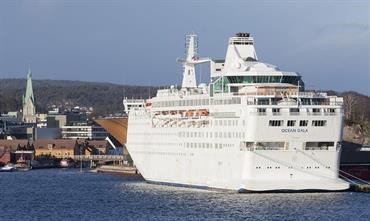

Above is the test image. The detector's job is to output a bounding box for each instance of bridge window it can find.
[257,108,266,115]
[299,120,308,127]
[290,108,300,114]
[287,120,296,127]
[301,98,311,105]
[220,75,301,85]
[269,76,281,83]
[269,120,283,126]
[312,120,327,127]
[271,98,281,105]
[257,98,269,105]
[312,108,321,115]
[272,108,280,115]
[326,108,335,114]
[312,98,328,105]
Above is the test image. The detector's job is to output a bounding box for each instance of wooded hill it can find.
[0,79,369,130]
[0,79,157,116]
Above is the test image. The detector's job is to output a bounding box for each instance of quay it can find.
[349,184,370,193]
[91,165,141,177]
[73,155,126,166]
[0,139,130,169]
[73,154,124,161]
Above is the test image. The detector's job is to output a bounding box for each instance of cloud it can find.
[288,23,369,56]
[278,22,369,94]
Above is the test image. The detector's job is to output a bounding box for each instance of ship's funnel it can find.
[224,33,258,71]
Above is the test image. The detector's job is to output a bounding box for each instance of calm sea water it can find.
[0,169,369,221]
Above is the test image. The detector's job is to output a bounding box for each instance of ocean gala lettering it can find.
[281,128,308,133]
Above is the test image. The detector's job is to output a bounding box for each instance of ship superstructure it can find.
[125,33,349,191]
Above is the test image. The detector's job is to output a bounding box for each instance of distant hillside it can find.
[0,79,157,116]
[339,91,370,145]
[0,79,369,139]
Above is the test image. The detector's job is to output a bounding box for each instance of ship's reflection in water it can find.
[0,169,368,221]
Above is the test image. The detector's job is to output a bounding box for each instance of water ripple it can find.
[0,169,369,221]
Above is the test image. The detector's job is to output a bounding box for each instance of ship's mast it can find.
[178,34,210,89]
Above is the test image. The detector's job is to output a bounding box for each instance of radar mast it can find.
[177,34,210,89]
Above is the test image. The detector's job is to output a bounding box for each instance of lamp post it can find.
[80,143,82,173]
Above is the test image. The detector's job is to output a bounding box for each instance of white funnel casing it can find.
[224,32,258,72]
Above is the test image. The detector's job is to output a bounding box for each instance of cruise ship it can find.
[125,33,349,192]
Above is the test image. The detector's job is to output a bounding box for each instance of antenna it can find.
[122,86,126,109]
[178,34,211,89]
[297,81,300,107]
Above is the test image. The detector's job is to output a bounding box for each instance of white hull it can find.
[127,116,348,192]
[125,32,349,192]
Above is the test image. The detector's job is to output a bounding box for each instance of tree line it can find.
[0,79,369,130]
[0,79,157,116]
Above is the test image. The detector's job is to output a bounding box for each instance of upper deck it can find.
[148,87,343,115]
[127,32,343,117]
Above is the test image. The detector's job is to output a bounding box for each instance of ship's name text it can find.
[281,128,308,133]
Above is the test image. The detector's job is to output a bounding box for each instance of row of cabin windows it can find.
[153,99,210,108]
[244,97,331,106]
[153,98,241,108]
[214,119,239,126]
[256,166,332,170]
[185,142,234,149]
[257,98,329,106]
[215,75,301,85]
[258,108,336,114]
[154,97,336,108]
[180,131,245,139]
[269,120,327,127]
[256,166,281,169]
[153,98,336,109]
[213,97,241,105]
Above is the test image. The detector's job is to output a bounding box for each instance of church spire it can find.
[23,68,34,105]
[22,68,36,123]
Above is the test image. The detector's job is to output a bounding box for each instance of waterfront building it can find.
[34,139,107,158]
[36,113,48,128]
[34,139,77,158]
[0,147,11,165]
[0,114,39,139]
[61,125,109,140]
[5,126,35,140]
[0,113,21,137]
[22,69,37,123]
[34,128,61,140]
[0,140,34,164]
[5,112,20,118]
[46,114,67,128]
[0,139,108,160]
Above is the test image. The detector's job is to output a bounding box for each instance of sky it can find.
[0,0,369,95]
